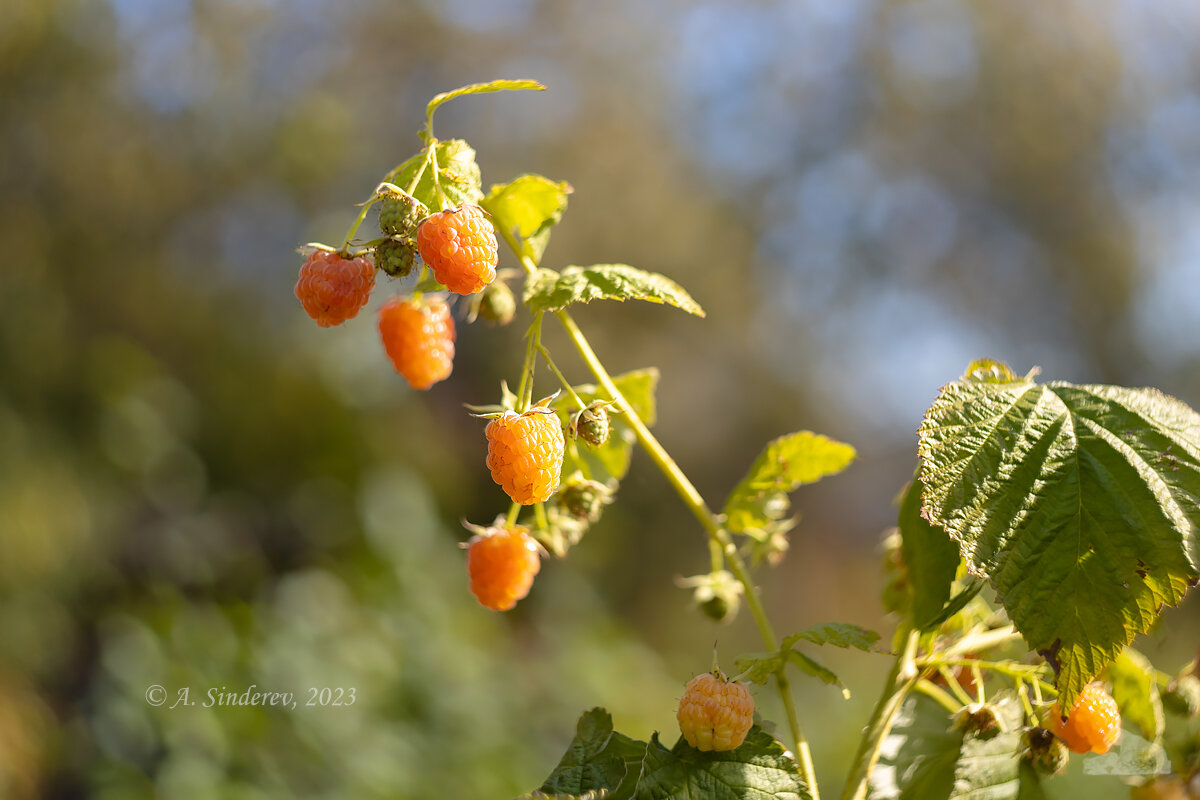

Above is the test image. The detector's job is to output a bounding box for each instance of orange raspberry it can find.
[677,672,755,752]
[466,525,542,611]
[485,409,565,505]
[1045,682,1122,754]
[378,296,455,390]
[294,250,375,327]
[416,205,498,295]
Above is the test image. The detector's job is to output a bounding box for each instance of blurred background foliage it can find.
[3,0,1200,797]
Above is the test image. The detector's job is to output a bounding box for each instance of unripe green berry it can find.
[374,237,417,278]
[477,280,516,326]
[557,474,612,522]
[378,191,426,237]
[576,406,610,447]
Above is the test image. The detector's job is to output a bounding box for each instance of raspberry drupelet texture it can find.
[677,672,755,752]
[295,250,376,327]
[416,205,498,295]
[466,525,542,611]
[485,410,565,505]
[1045,682,1122,754]
[378,296,456,390]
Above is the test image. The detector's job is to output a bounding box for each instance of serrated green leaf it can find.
[635,728,812,800]
[917,365,1200,707]
[425,78,544,125]
[724,432,856,535]
[384,139,482,211]
[782,623,880,652]
[551,369,658,483]
[734,652,786,686]
[786,650,851,699]
[950,696,1025,800]
[482,174,571,267]
[898,478,963,630]
[1108,648,1164,742]
[523,265,705,317]
[537,708,647,800]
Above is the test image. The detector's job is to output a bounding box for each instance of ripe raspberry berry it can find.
[485,409,565,505]
[294,250,375,327]
[416,204,498,295]
[1045,683,1122,754]
[677,672,755,752]
[378,296,455,390]
[465,524,541,611]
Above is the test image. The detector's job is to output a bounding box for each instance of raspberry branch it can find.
[495,223,823,797]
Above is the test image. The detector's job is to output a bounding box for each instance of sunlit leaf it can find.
[636,728,812,800]
[482,174,571,267]
[534,707,646,800]
[384,139,482,211]
[524,265,705,316]
[918,360,1200,706]
[723,432,856,535]
[425,78,545,126]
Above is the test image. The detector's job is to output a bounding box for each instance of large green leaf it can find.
[384,139,482,210]
[723,432,856,535]
[551,369,658,483]
[635,728,811,800]
[917,361,1200,706]
[535,708,646,800]
[524,265,705,317]
[897,478,962,631]
[482,174,571,267]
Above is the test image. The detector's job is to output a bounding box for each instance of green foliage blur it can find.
[3,0,1200,798]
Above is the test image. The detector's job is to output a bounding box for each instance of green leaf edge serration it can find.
[916,366,1200,707]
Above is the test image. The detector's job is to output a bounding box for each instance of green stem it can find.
[841,627,920,800]
[514,313,544,413]
[339,190,382,250]
[538,345,587,410]
[936,666,974,707]
[913,678,963,715]
[496,222,816,795]
[405,154,431,197]
[505,502,521,527]
[429,139,449,211]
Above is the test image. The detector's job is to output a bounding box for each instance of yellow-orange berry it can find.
[416,205,498,295]
[295,250,375,327]
[378,296,455,390]
[485,410,565,505]
[466,525,541,611]
[677,672,755,752]
[1045,683,1122,754]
